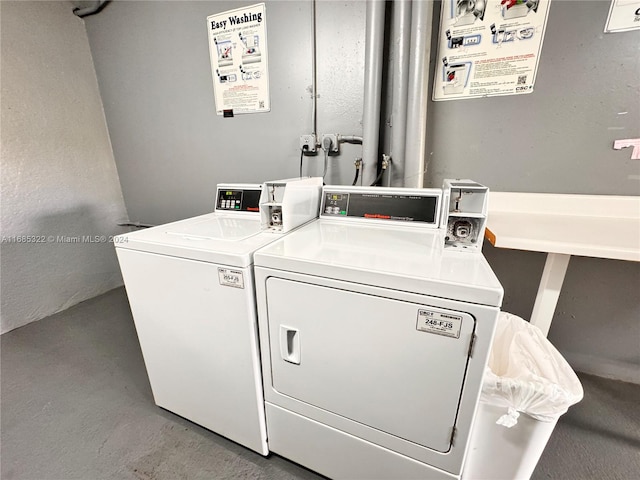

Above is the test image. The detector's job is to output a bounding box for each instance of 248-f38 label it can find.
[416,309,462,339]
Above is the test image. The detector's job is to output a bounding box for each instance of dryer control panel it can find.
[321,187,441,226]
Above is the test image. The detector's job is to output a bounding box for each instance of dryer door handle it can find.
[279,325,301,365]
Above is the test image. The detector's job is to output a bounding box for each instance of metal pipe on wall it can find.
[404,0,433,188]
[311,0,318,138]
[72,0,108,17]
[361,0,386,186]
[388,0,412,187]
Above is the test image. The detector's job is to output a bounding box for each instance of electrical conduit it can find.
[361,0,386,186]
[404,0,433,188]
[389,0,412,186]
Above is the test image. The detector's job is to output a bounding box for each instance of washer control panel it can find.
[215,185,262,213]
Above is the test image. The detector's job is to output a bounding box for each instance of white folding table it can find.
[485,192,640,336]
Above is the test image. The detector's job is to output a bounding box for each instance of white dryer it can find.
[254,185,503,478]
[115,178,322,455]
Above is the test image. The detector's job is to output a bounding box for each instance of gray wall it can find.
[428,0,640,383]
[84,0,366,226]
[427,1,640,194]
[0,1,129,333]
[83,1,639,382]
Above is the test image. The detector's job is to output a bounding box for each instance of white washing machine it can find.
[115,178,322,455]
[254,185,504,478]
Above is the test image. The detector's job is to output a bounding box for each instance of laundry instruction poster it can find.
[207,3,270,115]
[433,0,551,101]
[604,0,640,33]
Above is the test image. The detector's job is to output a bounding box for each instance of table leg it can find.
[530,253,571,336]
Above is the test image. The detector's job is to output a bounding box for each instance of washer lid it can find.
[116,213,282,267]
[165,215,260,240]
[254,220,503,307]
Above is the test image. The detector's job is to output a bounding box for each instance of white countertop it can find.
[485,192,640,262]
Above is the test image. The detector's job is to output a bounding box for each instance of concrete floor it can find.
[2,287,639,479]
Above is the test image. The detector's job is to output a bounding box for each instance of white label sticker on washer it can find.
[416,309,462,338]
[218,268,245,289]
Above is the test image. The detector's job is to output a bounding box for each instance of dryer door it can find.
[265,278,475,453]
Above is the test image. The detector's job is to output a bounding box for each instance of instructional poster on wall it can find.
[433,0,551,101]
[207,3,270,115]
[604,0,640,33]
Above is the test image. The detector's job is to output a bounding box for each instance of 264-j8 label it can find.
[218,268,245,289]
[416,309,462,338]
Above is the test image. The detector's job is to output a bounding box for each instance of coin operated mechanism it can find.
[441,179,488,252]
[260,177,323,233]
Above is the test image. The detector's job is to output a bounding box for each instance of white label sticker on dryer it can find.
[416,309,462,338]
[218,268,245,289]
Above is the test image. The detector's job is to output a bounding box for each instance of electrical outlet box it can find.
[321,134,339,154]
[299,134,317,154]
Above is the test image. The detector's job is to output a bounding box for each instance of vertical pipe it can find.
[361,0,386,186]
[311,0,318,137]
[404,0,433,188]
[389,0,412,187]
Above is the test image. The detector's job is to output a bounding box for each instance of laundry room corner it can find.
[0,1,129,334]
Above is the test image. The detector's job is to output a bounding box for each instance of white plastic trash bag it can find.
[480,312,584,426]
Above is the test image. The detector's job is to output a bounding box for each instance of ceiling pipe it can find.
[73,0,108,18]
[404,0,433,188]
[388,0,412,187]
[361,0,386,186]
